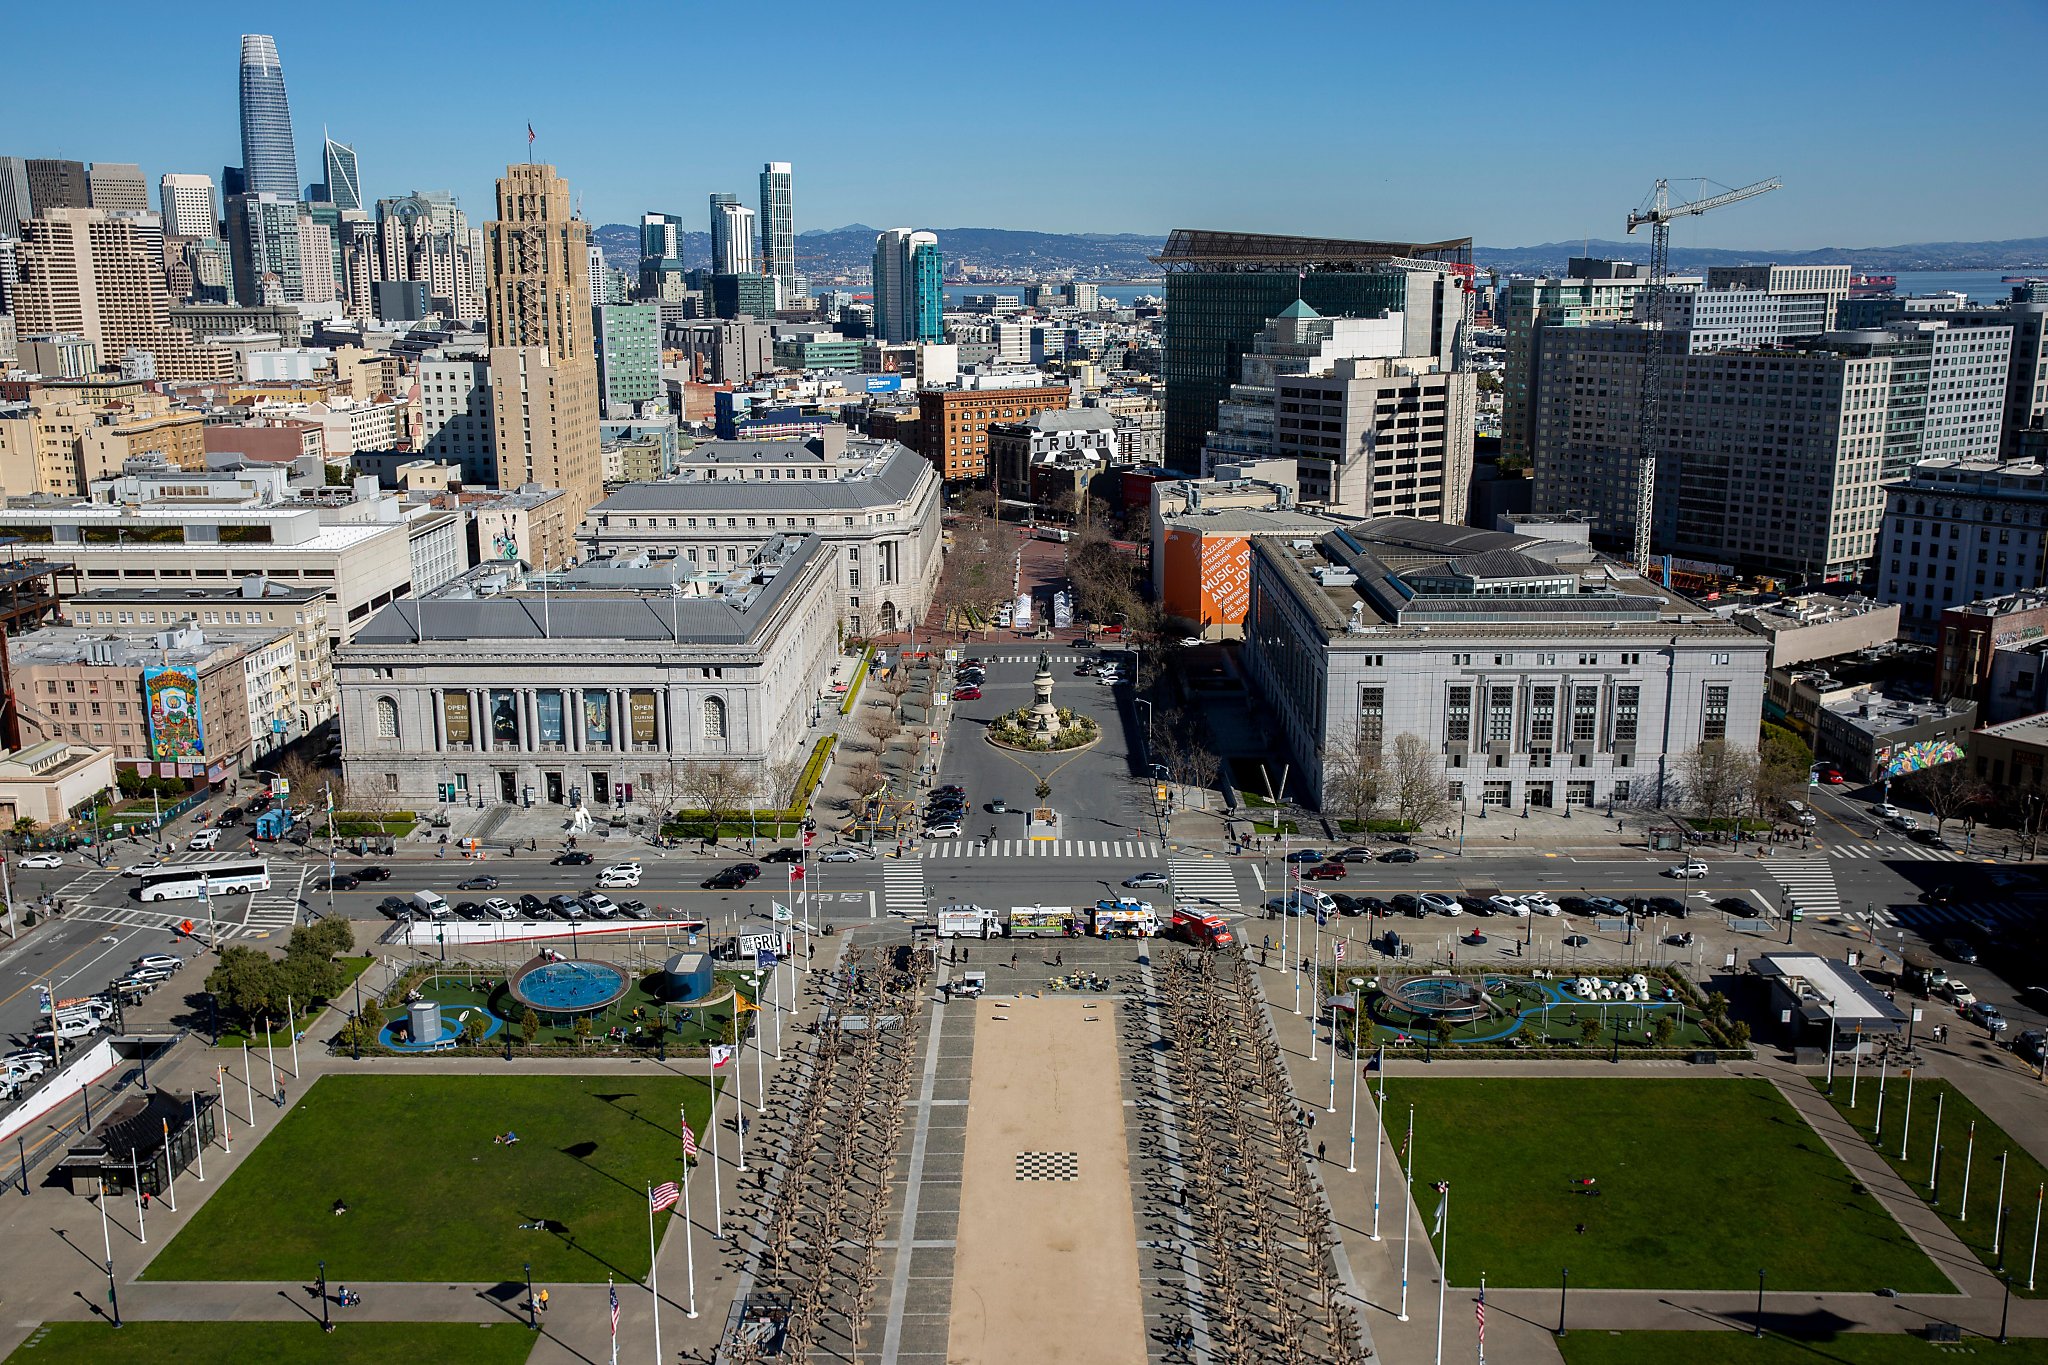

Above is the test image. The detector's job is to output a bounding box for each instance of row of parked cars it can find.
[377,890,675,923]
[7,953,183,1097]
[1263,889,1698,921]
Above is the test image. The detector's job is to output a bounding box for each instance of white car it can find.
[1420,892,1461,916]
[820,848,865,863]
[1666,861,1709,879]
[582,893,620,919]
[1520,892,1561,916]
[924,823,962,839]
[1265,890,1336,917]
[597,862,642,888]
[17,853,63,869]
[1488,894,1531,918]
[122,862,166,878]
[482,897,518,920]
[189,829,220,851]
[133,954,182,973]
[1888,812,1919,832]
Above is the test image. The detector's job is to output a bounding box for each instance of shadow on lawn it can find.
[592,1087,714,1145]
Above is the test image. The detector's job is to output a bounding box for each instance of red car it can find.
[1305,861,1347,880]
[954,686,982,701]
[1820,768,1844,785]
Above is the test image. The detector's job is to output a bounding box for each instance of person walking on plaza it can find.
[536,1287,549,1314]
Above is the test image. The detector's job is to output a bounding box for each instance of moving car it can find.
[356,866,393,882]
[954,686,983,701]
[924,823,963,839]
[1336,846,1377,863]
[1419,892,1460,916]
[1304,861,1347,880]
[987,799,1010,814]
[1379,848,1420,863]
[597,864,642,888]
[17,853,63,869]
[702,868,749,890]
[457,874,501,891]
[762,848,804,863]
[377,896,410,917]
[552,851,594,866]
[1666,860,1709,879]
[318,873,360,892]
[1909,828,1949,848]
[1285,848,1326,863]
[216,809,243,828]
[1940,937,1980,964]
[189,829,220,851]
[1122,871,1170,889]
[819,847,866,863]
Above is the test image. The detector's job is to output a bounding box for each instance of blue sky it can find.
[6,0,2044,248]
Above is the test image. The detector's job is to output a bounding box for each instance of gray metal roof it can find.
[594,444,928,517]
[352,535,824,647]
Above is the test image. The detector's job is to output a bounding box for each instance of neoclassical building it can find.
[338,535,838,809]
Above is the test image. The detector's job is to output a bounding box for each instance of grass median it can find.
[4,1322,533,1365]
[144,1073,715,1284]
[1381,1076,1949,1292]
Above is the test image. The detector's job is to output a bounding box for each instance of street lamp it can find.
[1555,1267,1568,1338]
[1754,1268,1766,1338]
[319,1259,330,1332]
[525,1261,537,1330]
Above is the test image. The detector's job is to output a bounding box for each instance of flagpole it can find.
[682,1148,699,1317]
[288,994,301,1078]
[753,989,767,1116]
[190,1093,206,1182]
[1346,1020,1359,1172]
[1310,908,1320,1059]
[1399,1104,1413,1321]
[608,1273,618,1365]
[1477,1271,1486,1364]
[646,1183,662,1365]
[709,1072,725,1238]
[131,1150,145,1244]
[161,1120,176,1212]
[1370,1048,1385,1237]
[1435,1183,1449,1365]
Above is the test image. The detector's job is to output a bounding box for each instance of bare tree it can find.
[1677,740,1758,828]
[643,760,691,832]
[880,666,916,716]
[1902,760,1990,838]
[1386,734,1452,831]
[681,759,752,845]
[934,518,1013,631]
[859,708,899,753]
[844,757,886,805]
[1321,732,1385,828]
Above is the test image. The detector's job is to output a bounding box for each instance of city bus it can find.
[133,860,271,903]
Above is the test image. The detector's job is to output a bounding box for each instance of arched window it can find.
[703,696,727,740]
[375,696,400,739]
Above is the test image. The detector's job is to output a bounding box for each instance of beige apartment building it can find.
[10,208,220,381]
[12,626,256,783]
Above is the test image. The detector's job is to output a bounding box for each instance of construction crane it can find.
[1624,176,1782,571]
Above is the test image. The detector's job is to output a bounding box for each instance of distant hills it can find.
[588,221,2048,283]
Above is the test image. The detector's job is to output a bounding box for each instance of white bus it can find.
[133,860,271,903]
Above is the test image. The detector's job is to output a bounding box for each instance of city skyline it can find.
[2,0,2041,251]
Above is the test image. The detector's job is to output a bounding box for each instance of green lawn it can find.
[1815,1073,2048,1296]
[4,1322,533,1365]
[1381,1077,1950,1292]
[1559,1331,2048,1365]
[145,1073,716,1284]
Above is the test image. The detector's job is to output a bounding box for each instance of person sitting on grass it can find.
[494,1131,520,1145]
[332,1198,349,1215]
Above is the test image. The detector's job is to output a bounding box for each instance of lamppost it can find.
[1555,1267,1568,1338]
[318,1259,330,1332]
[525,1261,538,1330]
[1754,1268,1766,1338]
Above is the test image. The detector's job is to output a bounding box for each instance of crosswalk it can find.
[1170,858,1242,911]
[1827,843,1986,863]
[922,839,1163,859]
[964,654,1107,665]
[1886,898,2040,931]
[58,852,304,941]
[1765,857,1842,919]
[883,858,928,913]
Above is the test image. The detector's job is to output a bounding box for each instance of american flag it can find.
[1476,1283,1486,1349]
[681,1122,699,1158]
[651,1181,680,1212]
[609,1282,620,1337]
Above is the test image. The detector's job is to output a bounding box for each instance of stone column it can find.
[476,688,491,753]
[432,689,446,753]
[569,688,584,753]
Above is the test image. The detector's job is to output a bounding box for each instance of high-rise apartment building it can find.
[1704,264,1851,338]
[484,163,601,513]
[237,35,300,199]
[638,210,685,299]
[759,162,794,295]
[323,136,361,212]
[0,157,31,236]
[418,354,495,483]
[25,160,90,215]
[1531,318,2014,580]
[1155,229,1471,471]
[1877,458,2048,643]
[158,173,219,239]
[710,196,756,277]
[296,212,337,304]
[594,303,661,415]
[1945,294,2048,459]
[225,192,303,305]
[374,191,483,321]
[872,228,943,345]
[12,208,190,374]
[87,164,148,213]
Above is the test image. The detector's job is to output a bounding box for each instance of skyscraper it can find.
[323,136,361,212]
[226,192,303,304]
[25,160,89,214]
[159,174,219,239]
[709,196,756,277]
[14,208,174,367]
[872,228,943,345]
[0,157,29,236]
[238,35,300,199]
[759,162,794,296]
[485,162,601,517]
[87,164,148,212]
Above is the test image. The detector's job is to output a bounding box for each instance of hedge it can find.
[839,645,875,715]
[659,735,835,840]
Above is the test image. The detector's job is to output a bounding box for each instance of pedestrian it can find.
[1011,951,1019,970]
[1316,1140,1326,1162]
[337,1283,348,1306]
[1056,950,1063,966]
[277,1082,287,1106]
[140,1190,151,1210]
[962,946,971,962]
[1307,1111,1316,1130]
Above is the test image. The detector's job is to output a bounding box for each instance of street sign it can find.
[274,779,291,797]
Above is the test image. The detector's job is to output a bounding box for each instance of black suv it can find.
[702,868,749,890]
[355,865,392,882]
[1391,893,1423,918]
[552,850,594,866]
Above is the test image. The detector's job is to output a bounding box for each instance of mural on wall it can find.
[1884,737,1964,777]
[142,666,205,760]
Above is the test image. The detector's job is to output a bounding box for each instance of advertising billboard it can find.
[864,374,902,393]
[142,665,205,761]
[1162,529,1251,627]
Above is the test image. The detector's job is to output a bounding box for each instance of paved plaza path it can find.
[947,996,1146,1364]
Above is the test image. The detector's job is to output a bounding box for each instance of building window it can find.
[1702,685,1730,742]
[1482,780,1512,806]
[1486,686,1514,743]
[375,696,399,739]
[1358,686,1384,753]
[1529,686,1556,746]
[1566,780,1595,806]
[703,696,728,740]
[1613,780,1631,804]
[1613,685,1640,743]
[1571,686,1599,744]
[1447,781,1464,803]
[1445,686,1472,743]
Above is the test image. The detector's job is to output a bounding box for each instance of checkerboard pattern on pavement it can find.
[1013,1150,1080,1182]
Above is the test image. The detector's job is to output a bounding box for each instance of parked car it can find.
[1419,892,1460,916]
[2014,1028,2047,1064]
[1521,892,1561,916]
[1391,893,1423,918]
[18,852,65,869]
[481,898,518,920]
[1285,849,1326,863]
[1940,937,1980,964]
[552,851,594,866]
[377,896,410,917]
[453,901,484,919]
[1355,896,1391,918]
[1378,848,1420,863]
[518,894,547,917]
[1909,828,1950,848]
[1122,871,1170,889]
[762,848,805,863]
[456,874,500,891]
[582,894,620,920]
[1967,1001,2009,1033]
[1328,893,1361,917]
[188,829,220,851]
[550,895,586,920]
[216,809,243,828]
[1942,979,1977,1007]
[1586,896,1629,916]
[1336,846,1377,863]
[1458,895,1494,917]
[1488,894,1530,917]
